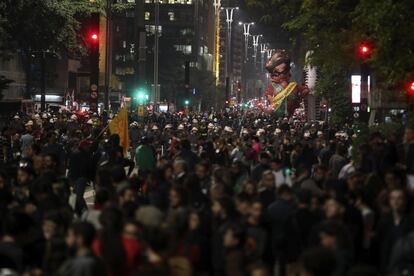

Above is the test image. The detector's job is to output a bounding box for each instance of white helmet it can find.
[177,124,185,130]
[152,125,159,130]
[256,129,265,136]
[87,119,94,125]
[70,114,77,120]
[165,124,173,129]
[224,126,233,133]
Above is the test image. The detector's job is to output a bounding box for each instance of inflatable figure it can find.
[264,50,309,116]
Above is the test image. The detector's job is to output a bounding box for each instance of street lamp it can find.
[213,0,221,14]
[238,21,254,61]
[260,43,268,71]
[252,34,262,68]
[153,0,160,103]
[221,6,239,101]
[267,49,273,59]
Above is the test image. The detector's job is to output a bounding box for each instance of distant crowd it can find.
[1,109,414,276]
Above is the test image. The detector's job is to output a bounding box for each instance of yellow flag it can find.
[109,108,129,157]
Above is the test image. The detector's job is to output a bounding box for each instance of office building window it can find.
[122,41,127,48]
[145,12,150,20]
[180,28,193,36]
[167,0,192,3]
[168,12,175,21]
[174,45,192,54]
[125,10,134,17]
[145,25,162,35]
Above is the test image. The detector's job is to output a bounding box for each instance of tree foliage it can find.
[0,0,99,55]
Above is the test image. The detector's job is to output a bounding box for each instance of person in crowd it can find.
[270,158,292,188]
[57,222,106,276]
[135,136,156,175]
[0,109,413,276]
[251,152,271,183]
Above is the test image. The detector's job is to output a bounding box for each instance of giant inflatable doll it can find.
[264,50,309,117]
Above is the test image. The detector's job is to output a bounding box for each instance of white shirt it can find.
[273,169,292,188]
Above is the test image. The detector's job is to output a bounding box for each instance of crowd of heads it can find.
[1,108,414,276]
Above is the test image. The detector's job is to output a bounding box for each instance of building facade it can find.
[111,0,214,103]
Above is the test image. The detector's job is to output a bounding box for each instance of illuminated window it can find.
[145,25,162,35]
[145,12,150,20]
[174,45,192,54]
[180,28,193,36]
[168,12,175,21]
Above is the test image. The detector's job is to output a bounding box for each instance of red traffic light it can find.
[406,80,414,96]
[358,43,372,59]
[90,33,98,42]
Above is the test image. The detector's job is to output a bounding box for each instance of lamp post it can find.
[238,21,254,103]
[267,49,273,59]
[252,34,262,68]
[238,22,254,61]
[260,43,267,72]
[221,6,239,101]
[153,0,160,103]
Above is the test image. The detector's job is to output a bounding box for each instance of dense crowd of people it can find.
[0,108,414,276]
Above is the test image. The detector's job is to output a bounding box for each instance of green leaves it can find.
[1,0,96,54]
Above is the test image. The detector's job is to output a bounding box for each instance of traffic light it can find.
[406,80,414,96]
[90,33,98,42]
[184,99,190,106]
[358,43,372,59]
[134,88,149,104]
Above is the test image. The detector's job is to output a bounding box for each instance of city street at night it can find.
[1,0,414,276]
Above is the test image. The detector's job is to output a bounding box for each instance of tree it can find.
[352,0,414,90]
[0,0,99,97]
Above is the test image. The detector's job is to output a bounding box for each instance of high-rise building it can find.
[111,0,214,104]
